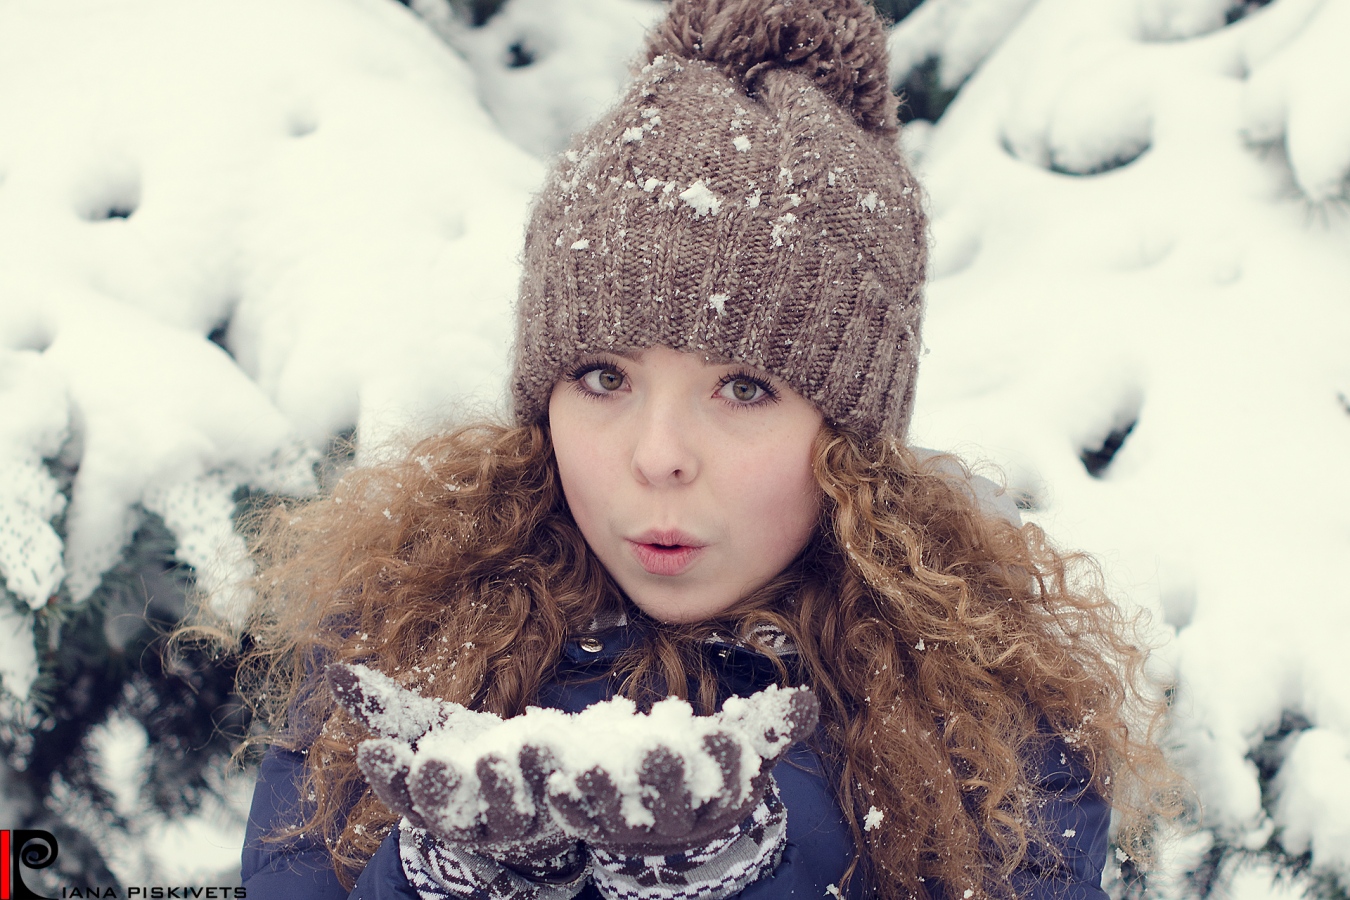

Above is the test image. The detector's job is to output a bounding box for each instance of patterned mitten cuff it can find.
[588,781,788,900]
[399,822,590,900]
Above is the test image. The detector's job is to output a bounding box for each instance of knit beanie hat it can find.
[511,0,927,441]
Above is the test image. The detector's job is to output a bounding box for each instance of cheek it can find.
[549,402,621,536]
[736,446,821,555]
[552,427,600,518]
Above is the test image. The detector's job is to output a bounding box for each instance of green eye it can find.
[730,379,760,401]
[581,367,625,392]
[719,377,767,403]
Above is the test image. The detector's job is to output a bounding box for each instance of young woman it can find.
[234,1,1174,898]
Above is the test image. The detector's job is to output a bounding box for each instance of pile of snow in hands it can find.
[345,663,804,830]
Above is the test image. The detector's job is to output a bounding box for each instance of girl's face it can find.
[549,345,824,624]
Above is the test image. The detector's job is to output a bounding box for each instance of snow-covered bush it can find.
[410,0,665,158]
[890,0,1350,895]
[0,0,538,884]
[3,0,1348,894]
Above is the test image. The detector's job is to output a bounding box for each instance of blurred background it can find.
[0,0,1347,896]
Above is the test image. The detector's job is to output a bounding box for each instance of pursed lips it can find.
[626,528,707,576]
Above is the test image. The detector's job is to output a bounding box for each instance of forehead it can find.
[602,347,750,369]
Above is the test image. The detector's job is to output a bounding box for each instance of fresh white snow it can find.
[53,711,251,886]
[435,0,664,158]
[1,0,1347,893]
[0,0,540,881]
[678,180,724,218]
[892,0,1350,889]
[864,806,885,831]
[0,0,542,629]
[343,663,807,832]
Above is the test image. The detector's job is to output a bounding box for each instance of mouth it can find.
[627,529,707,577]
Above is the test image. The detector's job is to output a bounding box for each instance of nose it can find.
[630,393,699,486]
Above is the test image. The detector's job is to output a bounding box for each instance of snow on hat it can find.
[511,0,927,440]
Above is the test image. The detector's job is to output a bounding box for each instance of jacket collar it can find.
[564,611,797,664]
[561,612,793,682]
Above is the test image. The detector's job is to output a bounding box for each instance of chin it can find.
[628,591,738,625]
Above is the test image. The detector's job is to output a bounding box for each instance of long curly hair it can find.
[227,420,1176,897]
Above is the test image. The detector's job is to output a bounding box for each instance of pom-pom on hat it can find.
[511,0,927,441]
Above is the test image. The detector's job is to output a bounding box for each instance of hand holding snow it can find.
[330,663,570,866]
[328,663,817,857]
[543,685,816,855]
[327,661,497,747]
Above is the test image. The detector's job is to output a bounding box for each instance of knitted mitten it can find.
[545,686,819,900]
[330,664,818,900]
[328,664,587,900]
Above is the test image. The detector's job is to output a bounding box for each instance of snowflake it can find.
[863,806,884,831]
[678,180,723,217]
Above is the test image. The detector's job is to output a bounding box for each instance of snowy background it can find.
[0,0,1346,895]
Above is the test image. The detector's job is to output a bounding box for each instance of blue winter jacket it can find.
[242,624,1111,900]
